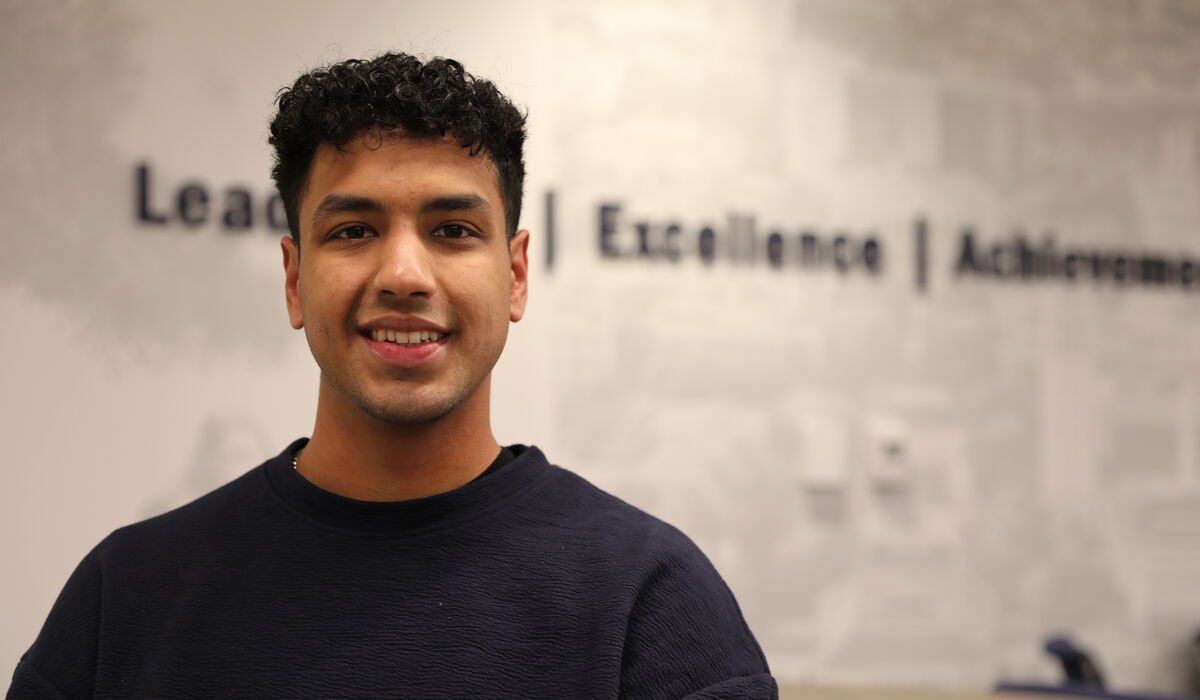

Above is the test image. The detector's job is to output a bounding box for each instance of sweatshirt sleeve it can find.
[617,534,777,700]
[7,547,103,700]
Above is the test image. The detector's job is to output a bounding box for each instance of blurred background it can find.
[3,0,1199,696]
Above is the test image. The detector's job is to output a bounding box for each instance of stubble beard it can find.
[308,302,507,428]
[329,367,484,426]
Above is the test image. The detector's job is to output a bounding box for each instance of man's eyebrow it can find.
[310,195,385,226]
[421,193,491,214]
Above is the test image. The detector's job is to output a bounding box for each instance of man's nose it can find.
[373,230,436,299]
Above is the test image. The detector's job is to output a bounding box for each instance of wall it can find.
[3,0,1199,693]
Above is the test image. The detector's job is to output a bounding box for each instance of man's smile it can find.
[361,324,451,366]
[367,329,451,347]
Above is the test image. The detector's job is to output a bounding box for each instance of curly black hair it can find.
[268,53,527,240]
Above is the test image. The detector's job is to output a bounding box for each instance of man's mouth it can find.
[368,329,450,347]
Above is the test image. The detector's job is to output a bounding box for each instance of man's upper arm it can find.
[7,657,70,700]
[618,535,777,700]
[683,674,780,699]
[8,546,104,700]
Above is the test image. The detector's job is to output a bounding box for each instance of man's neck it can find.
[295,378,501,502]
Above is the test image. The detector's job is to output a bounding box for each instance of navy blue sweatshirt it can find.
[9,442,775,699]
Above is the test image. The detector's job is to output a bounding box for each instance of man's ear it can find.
[281,236,304,330]
[508,229,530,323]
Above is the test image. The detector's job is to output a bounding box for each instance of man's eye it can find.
[433,224,475,240]
[331,226,374,240]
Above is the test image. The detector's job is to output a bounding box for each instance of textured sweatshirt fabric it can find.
[9,441,776,699]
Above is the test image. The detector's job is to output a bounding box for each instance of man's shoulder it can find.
[95,451,278,563]
[528,450,712,569]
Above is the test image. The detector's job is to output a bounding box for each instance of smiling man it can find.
[8,53,775,699]
[283,133,527,502]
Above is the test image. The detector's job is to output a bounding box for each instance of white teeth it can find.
[371,329,443,346]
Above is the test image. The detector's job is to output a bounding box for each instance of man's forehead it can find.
[299,133,505,227]
[307,133,498,193]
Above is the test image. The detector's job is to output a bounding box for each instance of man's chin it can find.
[351,392,463,426]
[319,369,485,428]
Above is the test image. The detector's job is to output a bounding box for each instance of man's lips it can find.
[359,317,451,364]
[361,326,450,365]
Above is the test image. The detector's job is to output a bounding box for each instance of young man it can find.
[9,53,775,699]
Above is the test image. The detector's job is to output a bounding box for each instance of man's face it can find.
[282,133,529,425]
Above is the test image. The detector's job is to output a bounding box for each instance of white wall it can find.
[3,0,1199,693]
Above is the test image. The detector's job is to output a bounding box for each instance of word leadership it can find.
[135,163,288,232]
